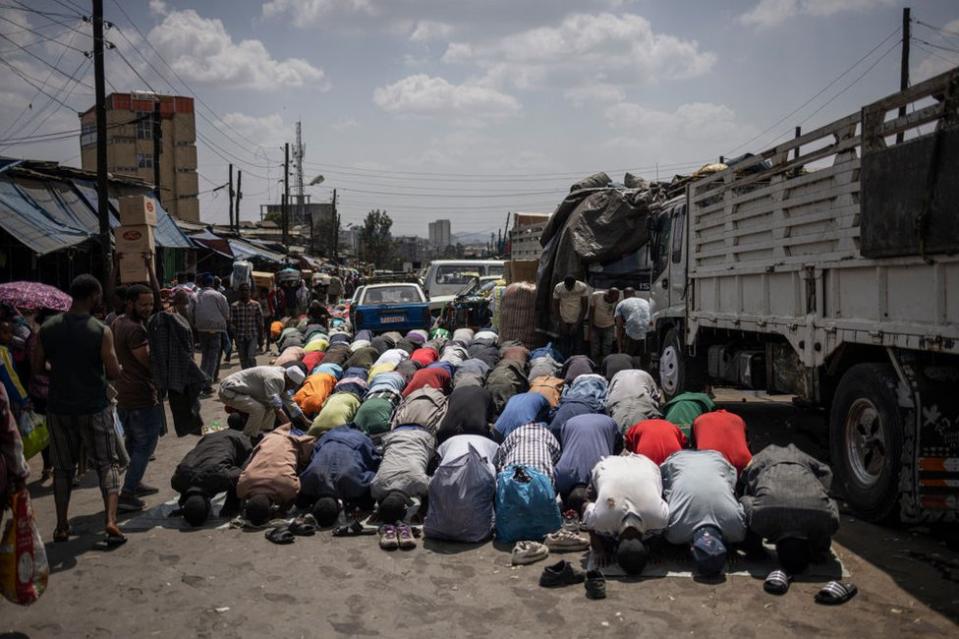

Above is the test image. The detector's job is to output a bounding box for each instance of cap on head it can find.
[182,491,211,527]
[244,494,272,526]
[284,365,306,388]
[617,537,649,575]
[691,525,728,577]
[776,537,811,575]
[312,496,341,527]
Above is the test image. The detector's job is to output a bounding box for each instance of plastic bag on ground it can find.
[424,447,495,543]
[0,489,48,605]
[494,464,562,543]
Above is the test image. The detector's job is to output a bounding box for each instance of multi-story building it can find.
[79,92,199,222]
[428,218,451,250]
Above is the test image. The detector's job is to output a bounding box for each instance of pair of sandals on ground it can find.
[764,569,858,604]
[265,513,319,544]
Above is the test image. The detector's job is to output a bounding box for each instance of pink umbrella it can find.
[0,281,72,312]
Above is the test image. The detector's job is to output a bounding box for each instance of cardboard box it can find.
[252,271,274,289]
[118,195,158,226]
[507,259,539,284]
[115,225,155,254]
[118,252,152,284]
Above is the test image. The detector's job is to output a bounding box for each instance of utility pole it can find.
[228,163,234,233]
[93,0,111,288]
[283,142,290,246]
[897,7,911,144]
[294,120,305,227]
[235,170,242,234]
[152,98,161,203]
[794,126,801,160]
[331,188,338,265]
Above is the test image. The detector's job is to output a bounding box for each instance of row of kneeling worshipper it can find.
[172,326,839,583]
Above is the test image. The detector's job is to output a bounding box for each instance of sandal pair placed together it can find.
[764,570,858,604]
[265,515,318,545]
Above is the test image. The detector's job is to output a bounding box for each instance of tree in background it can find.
[358,209,393,268]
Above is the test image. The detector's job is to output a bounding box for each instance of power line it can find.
[0,14,85,52]
[0,57,80,112]
[1,59,91,151]
[724,26,900,157]
[0,31,94,89]
[912,42,958,67]
[914,38,959,55]
[915,19,959,40]
[0,2,82,21]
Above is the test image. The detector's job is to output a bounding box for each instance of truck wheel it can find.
[658,328,706,400]
[829,363,904,522]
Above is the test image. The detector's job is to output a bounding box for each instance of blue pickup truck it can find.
[351,282,431,334]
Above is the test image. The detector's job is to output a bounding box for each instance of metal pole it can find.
[794,126,801,160]
[897,7,911,144]
[93,0,111,289]
[152,98,161,202]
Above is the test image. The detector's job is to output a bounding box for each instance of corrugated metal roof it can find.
[0,176,92,255]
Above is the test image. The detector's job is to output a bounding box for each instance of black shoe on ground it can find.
[118,493,145,513]
[539,560,586,588]
[134,483,159,496]
[585,570,607,599]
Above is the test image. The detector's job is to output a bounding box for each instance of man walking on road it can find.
[195,273,230,395]
[589,288,620,363]
[552,275,588,357]
[230,283,264,370]
[34,275,126,545]
[113,284,163,513]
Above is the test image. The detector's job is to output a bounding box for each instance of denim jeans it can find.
[591,326,615,363]
[236,336,258,369]
[119,404,164,494]
[198,331,223,387]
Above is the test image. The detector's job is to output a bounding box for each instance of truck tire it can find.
[658,328,706,400]
[829,363,904,522]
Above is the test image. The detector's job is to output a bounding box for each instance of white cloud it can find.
[444,13,715,93]
[2,10,35,48]
[331,117,360,131]
[218,113,292,146]
[373,74,520,119]
[564,83,626,107]
[149,0,169,16]
[603,101,758,151]
[262,0,376,22]
[739,0,895,28]
[148,9,327,90]
[410,20,454,42]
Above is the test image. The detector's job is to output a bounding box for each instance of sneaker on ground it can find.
[539,560,586,587]
[117,493,145,513]
[511,541,549,566]
[378,525,399,550]
[545,529,590,552]
[396,523,416,550]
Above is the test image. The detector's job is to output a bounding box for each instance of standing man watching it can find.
[195,273,230,396]
[113,284,162,513]
[614,288,652,361]
[230,282,264,370]
[589,288,620,363]
[552,275,589,357]
[34,275,126,546]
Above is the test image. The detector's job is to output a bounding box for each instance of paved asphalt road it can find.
[3,354,958,638]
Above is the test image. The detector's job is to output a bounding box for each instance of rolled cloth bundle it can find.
[498,282,537,346]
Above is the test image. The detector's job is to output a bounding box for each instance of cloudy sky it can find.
[1,0,957,237]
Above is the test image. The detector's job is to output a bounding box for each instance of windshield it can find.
[435,265,479,285]
[454,277,481,296]
[362,285,423,304]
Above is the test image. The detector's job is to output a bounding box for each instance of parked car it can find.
[350,283,431,333]
[422,259,505,299]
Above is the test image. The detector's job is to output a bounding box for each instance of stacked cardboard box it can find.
[117,195,158,283]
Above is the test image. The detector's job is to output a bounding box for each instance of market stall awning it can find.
[189,229,233,257]
[228,238,285,264]
[0,176,92,255]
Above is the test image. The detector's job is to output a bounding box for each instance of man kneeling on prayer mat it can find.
[171,413,254,526]
[581,453,669,576]
[236,422,315,525]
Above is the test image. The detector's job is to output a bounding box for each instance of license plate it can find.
[380,315,405,324]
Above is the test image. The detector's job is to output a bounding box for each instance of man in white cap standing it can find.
[218,365,306,437]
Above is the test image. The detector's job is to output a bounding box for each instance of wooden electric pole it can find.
[283,142,290,246]
[228,163,234,233]
[93,0,111,289]
[235,170,242,234]
[897,7,911,144]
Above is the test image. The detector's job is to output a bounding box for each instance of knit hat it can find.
[285,366,306,387]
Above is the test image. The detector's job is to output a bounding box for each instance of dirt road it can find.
[3,358,957,639]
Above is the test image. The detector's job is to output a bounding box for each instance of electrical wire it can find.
[0,31,93,89]
[915,19,959,40]
[914,38,959,55]
[0,14,85,52]
[0,2,82,21]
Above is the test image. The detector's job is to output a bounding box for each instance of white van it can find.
[422,260,505,298]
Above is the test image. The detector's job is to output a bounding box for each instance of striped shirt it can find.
[494,422,561,481]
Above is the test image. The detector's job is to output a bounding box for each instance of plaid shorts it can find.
[48,407,124,493]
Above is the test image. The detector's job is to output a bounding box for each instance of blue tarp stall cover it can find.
[228,238,285,264]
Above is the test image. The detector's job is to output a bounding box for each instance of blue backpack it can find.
[494,464,562,543]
